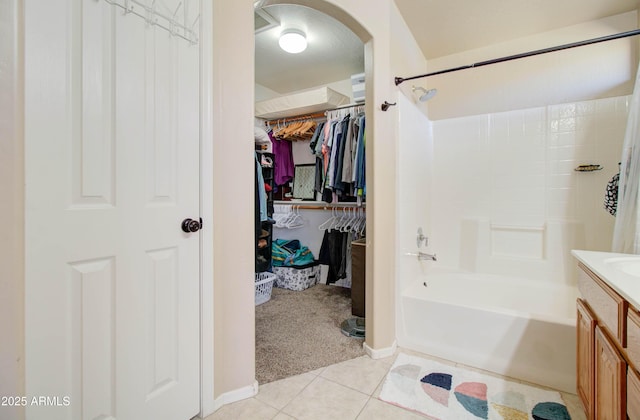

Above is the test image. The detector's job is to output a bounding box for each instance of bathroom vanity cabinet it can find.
[576,262,640,420]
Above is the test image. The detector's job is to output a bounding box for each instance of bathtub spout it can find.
[406,251,437,261]
[418,251,437,261]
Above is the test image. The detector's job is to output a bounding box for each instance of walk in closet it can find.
[253,3,368,384]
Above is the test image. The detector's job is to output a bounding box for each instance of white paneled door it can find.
[25,1,201,419]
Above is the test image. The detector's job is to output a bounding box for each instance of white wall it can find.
[256,78,355,103]
[0,0,24,419]
[395,94,433,294]
[211,0,257,400]
[431,96,629,274]
[426,12,638,120]
[255,83,280,102]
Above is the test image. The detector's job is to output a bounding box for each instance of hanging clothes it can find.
[354,116,366,197]
[316,107,366,203]
[332,115,350,195]
[341,116,356,183]
[309,121,325,153]
[255,152,268,222]
[311,122,326,195]
[318,229,351,284]
[269,130,295,186]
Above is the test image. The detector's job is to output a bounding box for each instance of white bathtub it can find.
[397,267,579,393]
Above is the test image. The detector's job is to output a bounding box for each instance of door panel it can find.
[594,326,626,420]
[25,1,201,419]
[577,298,595,418]
[70,257,117,420]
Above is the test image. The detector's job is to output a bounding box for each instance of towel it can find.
[604,172,619,216]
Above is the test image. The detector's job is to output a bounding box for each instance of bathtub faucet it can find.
[418,251,437,261]
[406,251,437,261]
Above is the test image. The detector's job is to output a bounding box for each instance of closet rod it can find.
[265,111,326,125]
[282,205,366,211]
[328,102,366,112]
[275,201,365,210]
[394,29,640,86]
[264,103,366,125]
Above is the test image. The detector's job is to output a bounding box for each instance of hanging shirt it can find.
[354,115,366,197]
[270,131,295,186]
[318,229,350,284]
[333,116,350,194]
[255,153,267,221]
[341,116,356,183]
[327,117,345,190]
[309,121,325,156]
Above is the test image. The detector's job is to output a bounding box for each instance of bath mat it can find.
[379,353,571,420]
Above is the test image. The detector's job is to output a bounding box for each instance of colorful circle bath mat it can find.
[379,353,571,420]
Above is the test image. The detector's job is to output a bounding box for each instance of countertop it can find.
[572,250,640,310]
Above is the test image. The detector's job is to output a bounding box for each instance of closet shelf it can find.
[255,87,350,119]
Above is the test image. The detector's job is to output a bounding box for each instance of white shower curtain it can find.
[612,64,640,254]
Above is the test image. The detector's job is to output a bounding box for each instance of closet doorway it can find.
[253,2,370,384]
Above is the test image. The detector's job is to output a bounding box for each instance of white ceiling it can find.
[396,0,640,59]
[255,4,364,94]
[254,1,639,94]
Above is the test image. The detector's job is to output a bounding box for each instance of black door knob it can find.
[182,218,202,233]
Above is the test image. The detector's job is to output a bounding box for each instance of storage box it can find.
[273,263,321,291]
[351,73,365,103]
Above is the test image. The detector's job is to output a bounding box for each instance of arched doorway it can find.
[251,0,373,380]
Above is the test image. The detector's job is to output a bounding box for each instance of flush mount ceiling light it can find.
[279,29,307,54]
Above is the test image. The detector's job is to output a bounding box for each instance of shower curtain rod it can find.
[394,29,640,86]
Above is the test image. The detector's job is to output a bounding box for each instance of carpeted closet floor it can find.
[255,283,366,384]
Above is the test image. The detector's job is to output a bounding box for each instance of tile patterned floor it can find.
[203,348,586,420]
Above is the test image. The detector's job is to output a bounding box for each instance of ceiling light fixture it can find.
[279,29,307,54]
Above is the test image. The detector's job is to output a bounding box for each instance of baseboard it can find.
[199,399,216,419]
[363,340,397,359]
[207,380,259,415]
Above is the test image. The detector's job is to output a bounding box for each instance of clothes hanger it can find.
[275,205,291,228]
[340,207,353,232]
[354,208,366,234]
[285,205,305,229]
[283,205,297,226]
[332,208,348,232]
[319,207,337,231]
[358,209,367,235]
[349,208,360,233]
[274,119,289,138]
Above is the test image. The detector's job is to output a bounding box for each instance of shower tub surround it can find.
[399,266,579,393]
[396,96,631,395]
[397,220,581,394]
[431,96,630,266]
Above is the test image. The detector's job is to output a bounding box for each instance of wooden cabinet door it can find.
[595,325,626,420]
[577,299,596,418]
[629,367,640,420]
